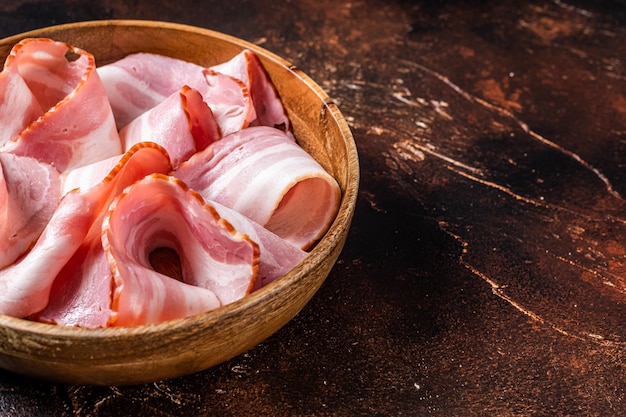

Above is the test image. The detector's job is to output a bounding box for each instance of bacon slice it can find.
[97,53,256,134]
[0,153,61,269]
[0,38,122,172]
[102,174,260,326]
[211,201,307,290]
[97,52,207,128]
[0,180,105,318]
[61,152,123,195]
[201,69,256,136]
[31,143,173,327]
[210,49,292,136]
[119,85,221,168]
[0,65,42,146]
[174,126,341,250]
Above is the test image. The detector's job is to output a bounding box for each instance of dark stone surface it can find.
[0,0,624,415]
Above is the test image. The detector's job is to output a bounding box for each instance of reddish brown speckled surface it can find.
[0,0,625,415]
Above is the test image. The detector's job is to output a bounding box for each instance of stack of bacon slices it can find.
[0,38,341,327]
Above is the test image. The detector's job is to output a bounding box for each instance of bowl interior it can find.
[0,20,359,385]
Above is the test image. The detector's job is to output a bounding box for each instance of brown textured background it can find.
[0,0,625,415]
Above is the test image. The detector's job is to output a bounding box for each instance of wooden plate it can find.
[0,20,359,385]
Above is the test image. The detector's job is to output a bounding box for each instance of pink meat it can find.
[31,143,173,327]
[174,126,341,250]
[0,179,105,318]
[97,52,208,128]
[201,69,256,136]
[0,153,61,269]
[61,152,123,195]
[0,44,322,326]
[119,85,221,168]
[0,38,122,172]
[97,53,256,135]
[211,49,293,136]
[102,174,260,326]
[0,65,42,146]
[211,201,307,290]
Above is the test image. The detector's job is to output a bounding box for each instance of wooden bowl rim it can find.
[0,20,360,341]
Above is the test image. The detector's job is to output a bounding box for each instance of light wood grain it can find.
[0,20,359,385]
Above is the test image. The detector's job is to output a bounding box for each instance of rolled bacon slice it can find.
[119,85,221,168]
[174,126,341,250]
[210,49,293,136]
[0,38,122,172]
[102,174,260,327]
[0,153,61,269]
[97,52,256,134]
[31,143,173,327]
